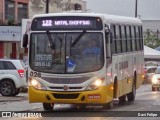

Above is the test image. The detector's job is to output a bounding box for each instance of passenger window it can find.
[0,61,5,70]
[115,25,122,53]
[131,26,136,51]
[110,24,116,54]
[4,61,16,70]
[135,26,140,51]
[126,26,132,52]
[139,26,143,50]
[121,25,127,52]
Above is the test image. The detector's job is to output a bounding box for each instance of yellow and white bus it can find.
[23,12,144,111]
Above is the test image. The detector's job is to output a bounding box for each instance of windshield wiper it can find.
[46,31,55,50]
[71,30,86,47]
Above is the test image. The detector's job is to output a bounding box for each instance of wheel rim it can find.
[0,81,13,96]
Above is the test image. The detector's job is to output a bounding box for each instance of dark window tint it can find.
[139,26,143,50]
[126,26,132,52]
[134,26,138,51]
[5,0,15,20]
[147,68,157,73]
[0,61,5,70]
[121,25,127,52]
[115,25,122,53]
[135,26,140,51]
[4,61,16,70]
[131,26,136,51]
[18,3,28,22]
[110,24,116,54]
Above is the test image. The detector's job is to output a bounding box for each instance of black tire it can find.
[103,101,113,110]
[0,80,16,96]
[43,103,54,111]
[12,88,21,96]
[119,95,126,105]
[127,77,136,102]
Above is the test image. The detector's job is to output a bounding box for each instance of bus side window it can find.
[141,26,144,50]
[110,24,116,54]
[139,26,143,50]
[135,26,140,51]
[131,26,136,51]
[115,25,122,53]
[134,26,138,51]
[121,25,127,53]
[126,26,132,52]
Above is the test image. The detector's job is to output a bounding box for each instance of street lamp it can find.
[46,0,49,13]
[135,0,137,17]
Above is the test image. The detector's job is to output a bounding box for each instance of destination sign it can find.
[31,16,103,30]
[41,20,91,26]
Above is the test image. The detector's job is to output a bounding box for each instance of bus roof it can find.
[32,12,142,25]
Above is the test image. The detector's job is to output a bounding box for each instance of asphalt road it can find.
[0,83,160,120]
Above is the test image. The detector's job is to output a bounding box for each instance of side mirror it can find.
[22,34,28,48]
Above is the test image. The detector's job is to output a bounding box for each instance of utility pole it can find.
[135,0,137,17]
[46,0,49,13]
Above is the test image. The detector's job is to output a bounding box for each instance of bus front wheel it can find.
[103,101,113,110]
[43,103,54,111]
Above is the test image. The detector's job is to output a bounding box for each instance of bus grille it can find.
[49,87,82,90]
[42,77,91,84]
[53,93,79,99]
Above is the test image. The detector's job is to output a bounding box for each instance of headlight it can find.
[29,78,46,90]
[86,78,105,90]
[152,76,158,84]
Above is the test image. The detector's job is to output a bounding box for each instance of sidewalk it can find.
[0,93,42,111]
[0,93,28,102]
[0,100,42,111]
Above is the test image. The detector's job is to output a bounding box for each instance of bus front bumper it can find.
[28,85,113,104]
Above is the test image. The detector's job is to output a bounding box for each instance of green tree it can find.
[144,29,160,49]
[7,19,15,26]
[30,0,72,12]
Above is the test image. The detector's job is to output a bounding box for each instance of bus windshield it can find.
[30,32,104,74]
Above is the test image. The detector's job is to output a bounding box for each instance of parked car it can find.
[0,59,27,96]
[151,66,160,91]
[144,66,157,83]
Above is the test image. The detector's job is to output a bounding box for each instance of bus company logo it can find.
[63,85,69,91]
[2,112,12,117]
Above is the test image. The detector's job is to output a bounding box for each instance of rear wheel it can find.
[43,103,54,111]
[119,95,126,105]
[0,80,15,96]
[127,76,136,102]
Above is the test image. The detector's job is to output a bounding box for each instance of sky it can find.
[86,0,160,20]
